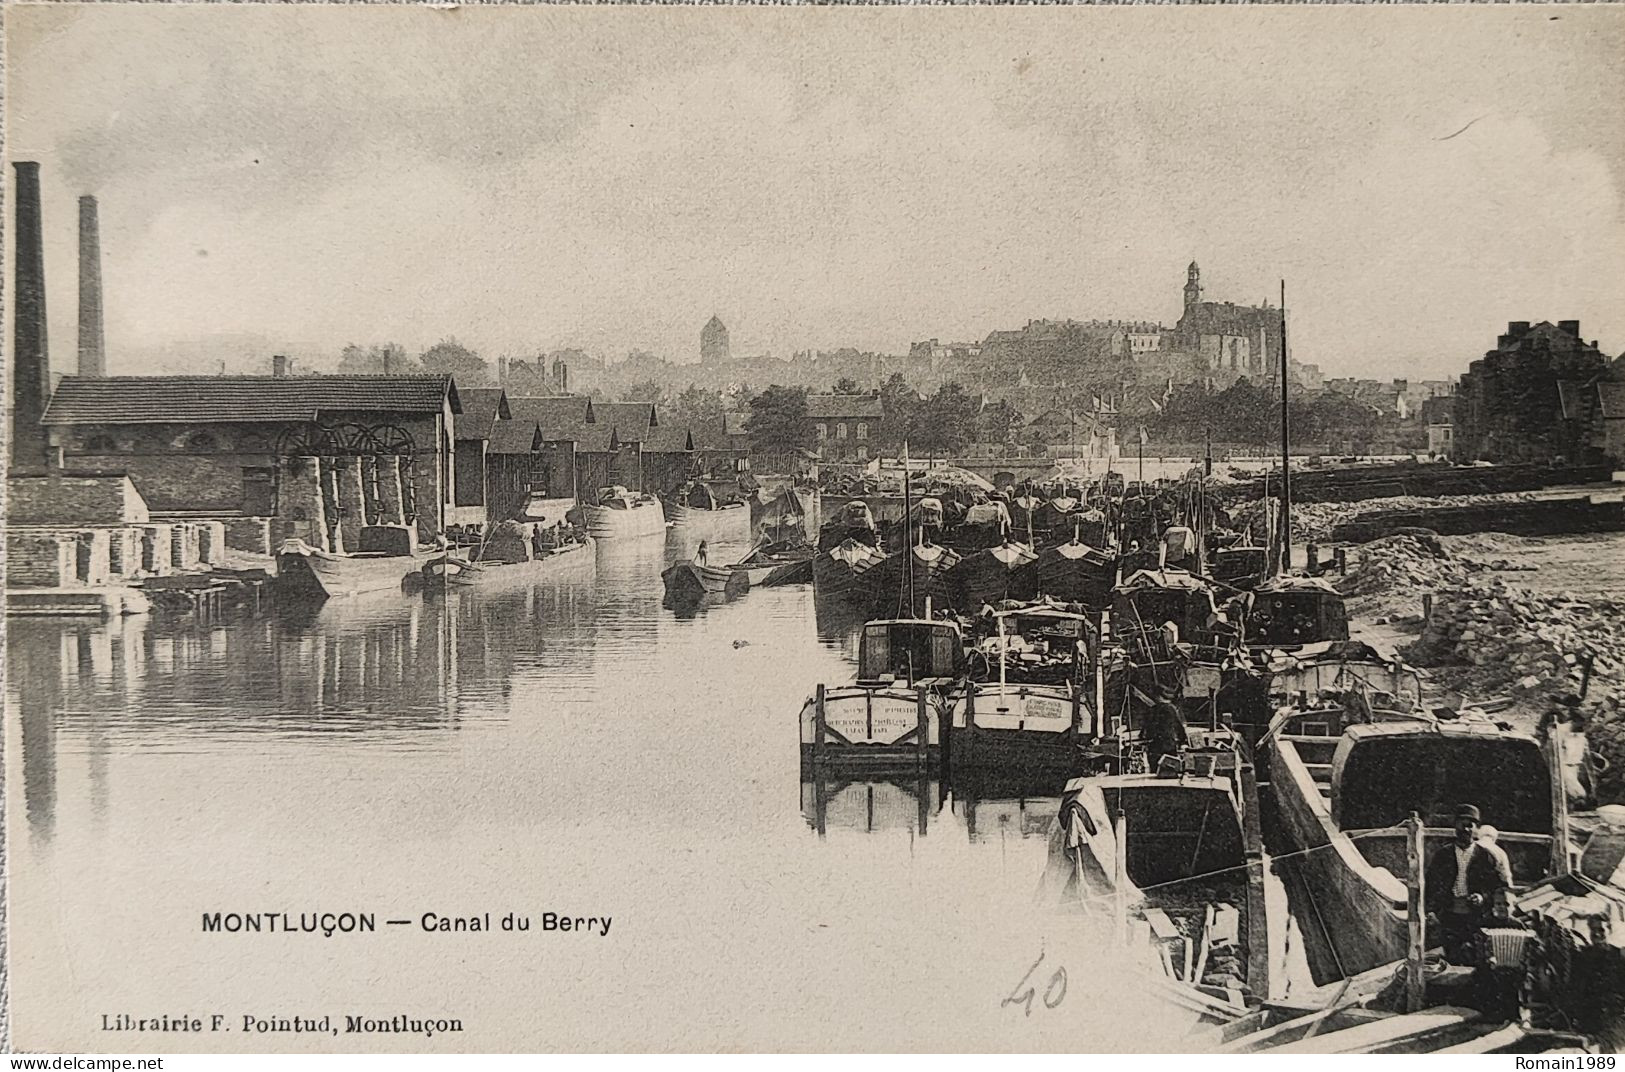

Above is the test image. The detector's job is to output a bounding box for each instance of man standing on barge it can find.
[1424,804,1513,964]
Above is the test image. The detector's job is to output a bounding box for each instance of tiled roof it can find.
[487,419,543,455]
[646,426,696,453]
[595,402,658,435]
[502,395,688,453]
[807,393,883,419]
[456,388,511,440]
[42,375,458,425]
[692,415,745,451]
[507,396,609,451]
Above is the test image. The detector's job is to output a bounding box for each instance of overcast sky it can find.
[7,4,1624,380]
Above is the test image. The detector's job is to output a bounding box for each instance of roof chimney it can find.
[1508,321,1532,339]
[77,195,106,377]
[11,162,51,471]
[1558,320,1580,337]
[272,355,290,377]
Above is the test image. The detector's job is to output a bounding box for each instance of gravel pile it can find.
[1401,577,1625,800]
[1327,528,1625,802]
[1230,491,1543,544]
[1403,582,1624,697]
[1338,533,1470,597]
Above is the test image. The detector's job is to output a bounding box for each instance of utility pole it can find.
[1279,280,1292,571]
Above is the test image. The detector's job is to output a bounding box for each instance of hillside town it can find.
[11,158,1622,569]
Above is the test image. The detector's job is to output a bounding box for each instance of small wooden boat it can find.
[799,617,965,772]
[726,540,815,587]
[812,537,889,604]
[760,557,814,587]
[582,486,667,540]
[1267,706,1558,977]
[1040,727,1273,1018]
[948,601,1097,774]
[420,538,593,590]
[662,558,749,605]
[276,527,429,598]
[944,540,1038,610]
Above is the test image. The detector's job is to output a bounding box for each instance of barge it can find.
[1268,708,1557,977]
[798,617,964,772]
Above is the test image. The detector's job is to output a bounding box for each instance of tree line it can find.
[1147,377,1400,445]
[336,339,492,383]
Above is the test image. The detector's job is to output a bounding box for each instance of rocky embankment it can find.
[1336,533,1625,801]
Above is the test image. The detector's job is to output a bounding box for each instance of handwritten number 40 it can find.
[1002,952,1067,1016]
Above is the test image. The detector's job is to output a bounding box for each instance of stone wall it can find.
[6,532,76,586]
[222,517,273,556]
[87,454,252,514]
[6,474,150,525]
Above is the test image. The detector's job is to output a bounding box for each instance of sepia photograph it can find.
[3,1,1625,1056]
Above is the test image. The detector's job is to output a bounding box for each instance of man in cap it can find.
[1140,682,1188,774]
[1424,804,1514,964]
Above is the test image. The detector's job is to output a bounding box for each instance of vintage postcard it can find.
[4,1,1624,1056]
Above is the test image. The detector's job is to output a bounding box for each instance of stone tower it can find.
[1184,261,1202,308]
[701,315,730,364]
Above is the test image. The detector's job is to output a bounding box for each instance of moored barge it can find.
[1268,708,1557,977]
[799,617,965,772]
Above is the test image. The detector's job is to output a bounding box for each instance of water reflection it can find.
[801,777,938,837]
[798,769,1068,849]
[7,523,1115,1052]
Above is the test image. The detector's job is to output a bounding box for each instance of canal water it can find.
[6,526,1228,1052]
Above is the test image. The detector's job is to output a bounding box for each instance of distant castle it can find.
[1171,261,1284,383]
[701,315,730,364]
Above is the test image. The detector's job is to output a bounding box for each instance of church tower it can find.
[1184,261,1202,308]
[701,314,730,364]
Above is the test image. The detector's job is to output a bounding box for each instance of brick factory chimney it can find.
[11,162,51,471]
[272,355,290,377]
[77,195,106,377]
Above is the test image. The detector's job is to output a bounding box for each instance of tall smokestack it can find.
[12,161,51,471]
[77,195,106,377]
